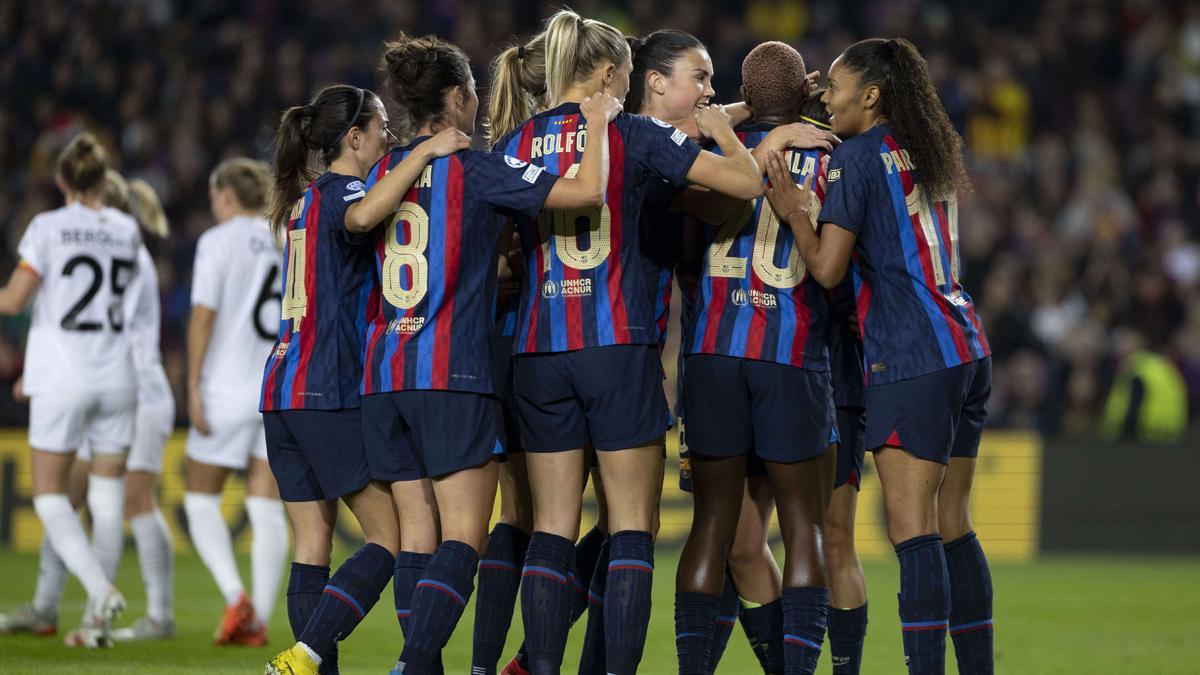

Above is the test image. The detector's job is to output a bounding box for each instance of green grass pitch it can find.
[0,550,1197,673]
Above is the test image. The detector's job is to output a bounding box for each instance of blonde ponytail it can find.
[487,34,547,145]
[542,9,628,106]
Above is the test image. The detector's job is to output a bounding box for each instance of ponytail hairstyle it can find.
[542,9,630,105]
[840,38,969,198]
[626,29,703,114]
[487,33,547,145]
[380,33,472,132]
[211,158,271,214]
[104,169,169,238]
[799,88,832,130]
[268,84,383,234]
[57,132,109,193]
[742,41,808,118]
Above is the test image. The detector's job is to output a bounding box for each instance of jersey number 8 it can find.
[382,203,430,309]
[541,163,611,272]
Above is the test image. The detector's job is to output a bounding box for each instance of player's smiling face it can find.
[824,56,878,138]
[655,48,714,118]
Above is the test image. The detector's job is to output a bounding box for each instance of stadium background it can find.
[0,0,1198,673]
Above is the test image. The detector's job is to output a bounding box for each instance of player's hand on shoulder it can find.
[765,123,839,154]
[694,103,733,138]
[764,150,815,224]
[420,127,472,158]
[580,93,622,124]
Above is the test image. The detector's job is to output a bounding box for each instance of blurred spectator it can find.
[0,0,1197,437]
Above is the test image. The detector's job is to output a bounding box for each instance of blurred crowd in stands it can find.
[1,0,1198,439]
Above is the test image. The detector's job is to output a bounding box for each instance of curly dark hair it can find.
[841,37,970,198]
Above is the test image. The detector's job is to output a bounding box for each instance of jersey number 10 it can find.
[540,163,612,272]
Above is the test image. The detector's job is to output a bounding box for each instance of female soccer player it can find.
[368,34,620,675]
[678,41,838,675]
[489,10,775,674]
[184,157,287,646]
[763,38,993,675]
[0,133,137,647]
[263,84,470,675]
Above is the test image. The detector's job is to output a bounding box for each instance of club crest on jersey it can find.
[541,280,559,298]
[504,155,528,169]
[274,343,289,358]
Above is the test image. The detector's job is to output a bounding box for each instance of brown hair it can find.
[840,38,970,198]
[57,132,109,193]
[267,84,384,234]
[487,34,547,145]
[379,33,473,133]
[542,9,630,105]
[742,41,808,118]
[211,158,271,213]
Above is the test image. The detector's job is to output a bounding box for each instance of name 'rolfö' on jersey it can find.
[260,173,375,412]
[495,103,702,354]
[818,123,990,385]
[361,141,558,395]
[687,124,830,371]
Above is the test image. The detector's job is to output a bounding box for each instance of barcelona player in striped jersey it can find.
[764,38,993,675]
[263,84,470,675]
[490,10,773,674]
[678,42,839,675]
[363,35,620,675]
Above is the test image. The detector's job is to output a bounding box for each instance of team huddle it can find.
[0,8,995,675]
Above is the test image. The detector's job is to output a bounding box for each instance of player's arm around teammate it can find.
[764,39,994,675]
[262,84,466,675]
[368,35,619,674]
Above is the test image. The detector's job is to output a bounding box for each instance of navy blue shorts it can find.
[513,344,669,453]
[491,336,523,454]
[865,357,992,464]
[835,406,866,490]
[677,425,766,493]
[362,390,506,481]
[683,354,837,464]
[263,409,371,502]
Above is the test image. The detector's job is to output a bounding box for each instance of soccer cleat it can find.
[500,655,530,675]
[233,618,269,647]
[266,643,320,675]
[0,603,57,636]
[215,592,257,645]
[63,588,126,648]
[112,616,176,641]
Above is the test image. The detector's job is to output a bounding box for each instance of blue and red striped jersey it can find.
[360,141,558,395]
[686,124,831,371]
[819,123,990,385]
[494,104,702,354]
[827,278,865,408]
[493,221,521,339]
[260,172,374,411]
[639,178,686,352]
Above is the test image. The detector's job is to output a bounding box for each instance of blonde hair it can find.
[542,9,629,105]
[103,169,169,238]
[210,157,271,213]
[57,132,109,193]
[487,34,547,146]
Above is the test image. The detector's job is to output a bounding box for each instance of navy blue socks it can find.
[782,586,829,675]
[298,543,394,660]
[740,599,785,673]
[578,534,611,675]
[397,541,479,674]
[945,532,993,675]
[287,562,337,673]
[604,530,655,675]
[521,532,576,674]
[896,534,950,674]
[710,571,740,670]
[472,524,530,674]
[674,591,720,674]
[827,603,868,674]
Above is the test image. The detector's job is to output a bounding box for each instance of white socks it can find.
[32,493,113,603]
[130,509,174,623]
[33,533,68,616]
[183,491,244,606]
[245,496,288,624]
[87,474,126,582]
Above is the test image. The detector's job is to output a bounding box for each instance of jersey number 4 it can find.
[60,255,135,332]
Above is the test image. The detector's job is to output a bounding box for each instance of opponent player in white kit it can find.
[183,158,288,646]
[0,169,179,643]
[0,134,137,647]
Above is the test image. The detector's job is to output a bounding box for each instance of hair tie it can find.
[329,87,366,151]
[517,45,525,60]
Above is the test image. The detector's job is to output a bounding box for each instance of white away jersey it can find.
[125,244,174,413]
[17,203,142,394]
[191,215,280,408]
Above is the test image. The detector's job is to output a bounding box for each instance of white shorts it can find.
[29,389,138,454]
[186,401,267,470]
